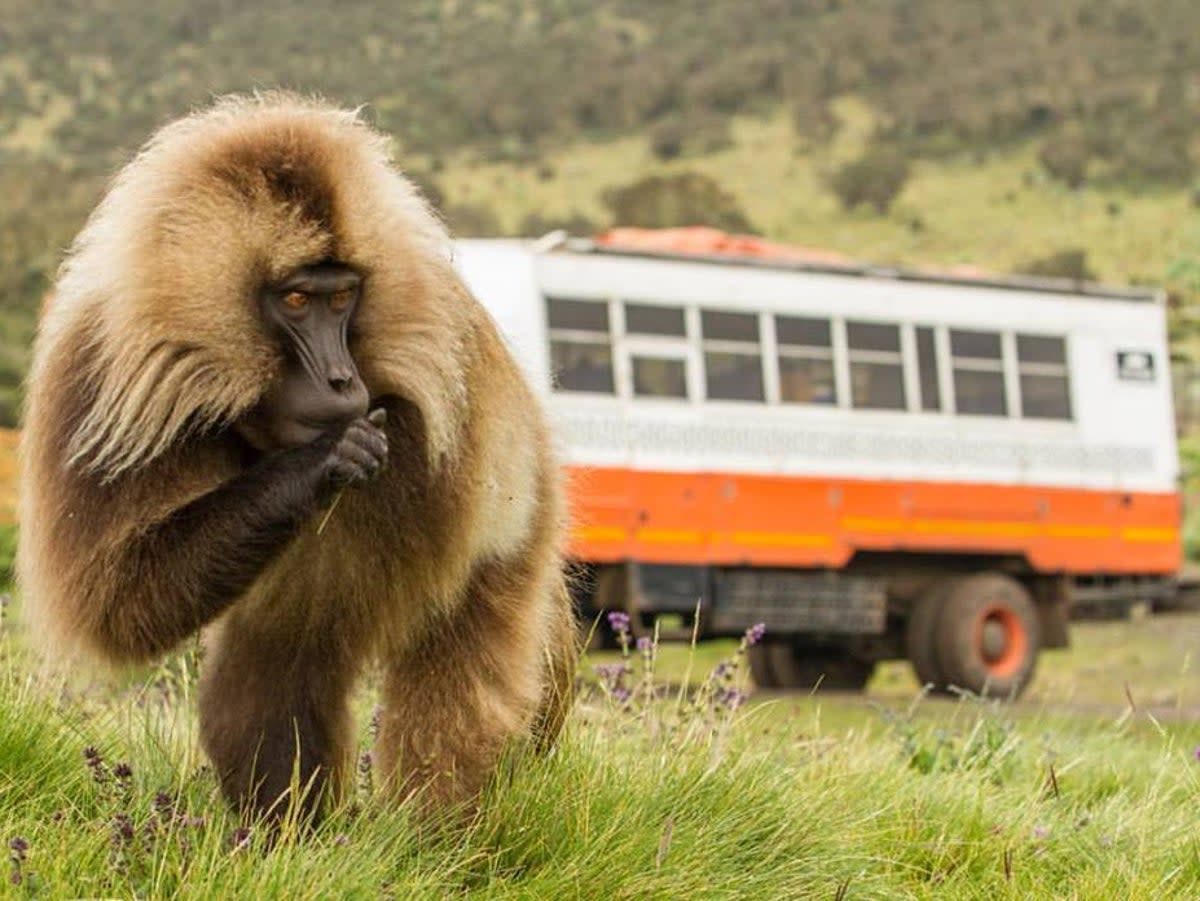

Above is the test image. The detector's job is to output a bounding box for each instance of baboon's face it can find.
[241,262,370,449]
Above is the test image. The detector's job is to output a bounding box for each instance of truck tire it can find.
[934,573,1040,698]
[763,643,874,692]
[905,583,952,693]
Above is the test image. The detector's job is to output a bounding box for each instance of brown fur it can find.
[17,93,576,819]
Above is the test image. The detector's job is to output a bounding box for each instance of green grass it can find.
[590,606,1199,715]
[1,605,1198,899]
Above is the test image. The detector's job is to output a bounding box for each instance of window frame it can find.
[913,324,943,413]
[699,308,767,403]
[623,337,695,402]
[845,318,908,411]
[1015,332,1073,421]
[949,327,1010,418]
[544,295,617,396]
[774,313,839,407]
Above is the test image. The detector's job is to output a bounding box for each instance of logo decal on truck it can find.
[1117,350,1156,382]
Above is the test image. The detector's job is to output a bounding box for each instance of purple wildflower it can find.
[612,686,632,704]
[111,813,135,846]
[113,762,133,781]
[83,746,107,784]
[1193,746,1200,762]
[152,792,174,817]
[718,688,745,710]
[745,623,766,646]
[1032,825,1050,840]
[607,611,631,635]
[358,750,375,796]
[711,661,733,681]
[6,837,25,886]
[593,662,628,683]
[636,636,653,653]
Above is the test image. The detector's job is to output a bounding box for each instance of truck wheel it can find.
[764,643,874,692]
[934,573,1040,698]
[906,583,951,693]
[748,645,776,689]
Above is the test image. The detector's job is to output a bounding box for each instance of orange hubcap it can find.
[975,604,1026,679]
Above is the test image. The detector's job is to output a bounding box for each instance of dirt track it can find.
[817,609,1200,723]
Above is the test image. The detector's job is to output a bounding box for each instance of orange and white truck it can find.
[454,228,1181,696]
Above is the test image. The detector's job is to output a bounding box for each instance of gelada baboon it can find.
[18,94,576,822]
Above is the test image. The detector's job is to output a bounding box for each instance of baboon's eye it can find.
[282,291,309,311]
[329,289,354,313]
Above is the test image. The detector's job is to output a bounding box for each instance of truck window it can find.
[626,303,686,336]
[632,356,688,398]
[701,310,764,402]
[847,320,906,410]
[1017,334,1072,420]
[546,297,615,394]
[915,326,942,411]
[776,315,837,405]
[950,328,1007,416]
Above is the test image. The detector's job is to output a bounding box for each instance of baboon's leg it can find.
[375,565,573,814]
[199,618,360,824]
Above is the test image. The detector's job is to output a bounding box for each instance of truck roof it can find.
[532,227,1160,304]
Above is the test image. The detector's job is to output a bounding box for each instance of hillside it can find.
[0,0,1197,425]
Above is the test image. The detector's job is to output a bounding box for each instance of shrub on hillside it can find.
[1038,130,1089,188]
[603,173,756,233]
[649,119,685,161]
[1017,248,1097,282]
[830,145,911,214]
[649,112,734,162]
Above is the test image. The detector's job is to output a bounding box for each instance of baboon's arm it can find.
[95,414,387,660]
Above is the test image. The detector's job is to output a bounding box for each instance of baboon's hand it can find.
[322,408,388,489]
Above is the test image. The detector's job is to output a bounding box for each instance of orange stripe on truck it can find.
[565,466,1181,575]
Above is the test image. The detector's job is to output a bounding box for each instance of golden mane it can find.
[44,92,462,479]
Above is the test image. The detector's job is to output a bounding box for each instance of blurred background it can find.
[0,0,1197,545]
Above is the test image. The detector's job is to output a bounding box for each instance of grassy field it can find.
[1,600,1198,899]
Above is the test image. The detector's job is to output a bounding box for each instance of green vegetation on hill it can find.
[0,0,1197,425]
